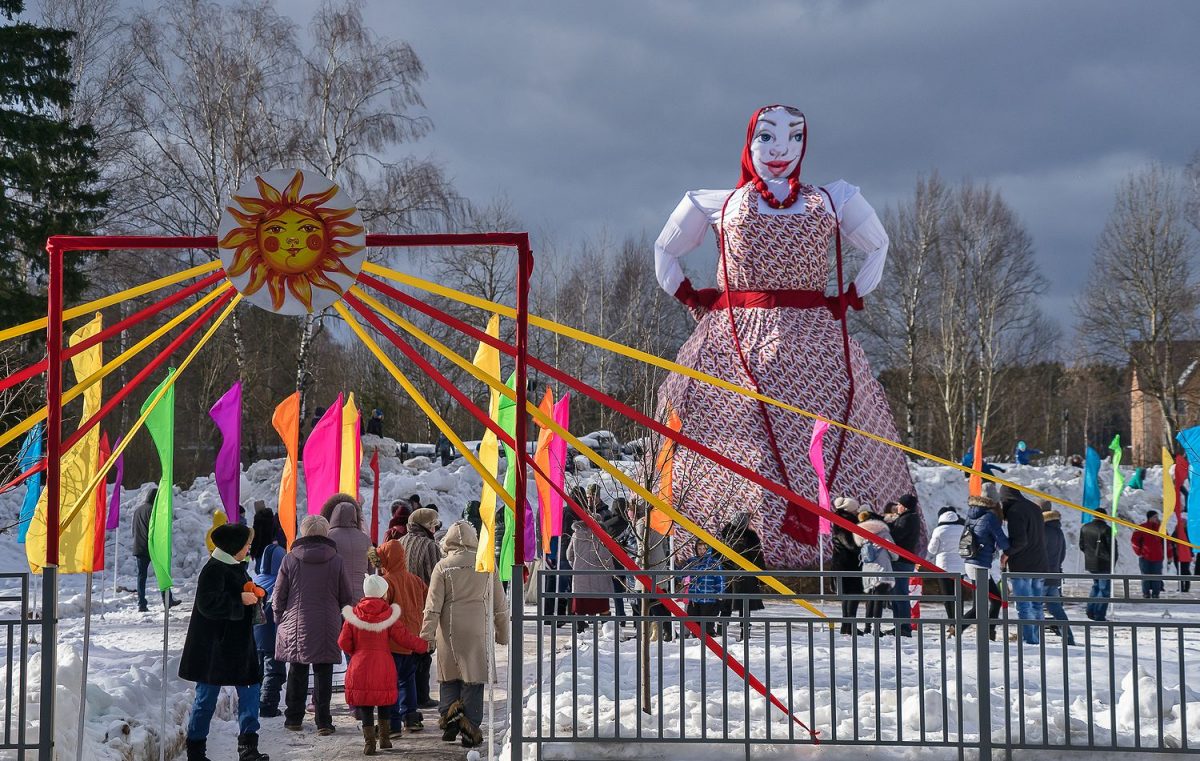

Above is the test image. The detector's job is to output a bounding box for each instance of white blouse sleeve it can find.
[822,180,889,297]
[654,192,716,295]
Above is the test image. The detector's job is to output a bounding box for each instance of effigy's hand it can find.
[674,279,719,309]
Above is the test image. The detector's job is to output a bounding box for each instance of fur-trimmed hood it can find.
[342,597,402,631]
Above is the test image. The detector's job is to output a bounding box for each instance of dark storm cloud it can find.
[291,0,1200,325]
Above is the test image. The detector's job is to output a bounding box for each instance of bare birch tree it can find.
[1076,164,1199,449]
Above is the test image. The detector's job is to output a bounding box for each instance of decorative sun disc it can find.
[217,168,366,315]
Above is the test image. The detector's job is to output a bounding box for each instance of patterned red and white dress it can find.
[656,183,915,569]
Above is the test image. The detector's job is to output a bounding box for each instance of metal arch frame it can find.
[40,231,534,760]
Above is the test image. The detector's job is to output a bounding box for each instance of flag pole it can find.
[160,594,169,761]
[112,521,120,597]
[76,572,93,761]
[484,571,495,761]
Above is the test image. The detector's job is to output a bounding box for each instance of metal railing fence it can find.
[524,566,1200,760]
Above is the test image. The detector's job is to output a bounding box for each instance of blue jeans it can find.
[1087,577,1111,621]
[1138,559,1163,598]
[391,653,418,723]
[1008,577,1044,644]
[890,561,915,634]
[1041,584,1076,645]
[187,682,260,740]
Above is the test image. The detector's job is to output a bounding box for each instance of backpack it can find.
[958,519,984,560]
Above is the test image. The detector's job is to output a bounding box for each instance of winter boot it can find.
[236,732,270,761]
[377,718,394,749]
[440,700,464,742]
[458,713,484,748]
[185,739,212,761]
[362,724,378,756]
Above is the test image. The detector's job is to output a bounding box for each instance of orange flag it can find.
[969,425,984,498]
[533,388,555,553]
[650,409,682,535]
[273,392,301,548]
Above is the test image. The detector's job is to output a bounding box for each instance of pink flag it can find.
[209,382,242,523]
[548,392,570,539]
[105,434,124,530]
[808,420,832,535]
[303,394,343,514]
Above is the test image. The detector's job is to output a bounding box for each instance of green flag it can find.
[497,372,518,582]
[1108,434,1124,535]
[142,370,176,591]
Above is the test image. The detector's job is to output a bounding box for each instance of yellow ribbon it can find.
[349,286,825,616]
[60,295,241,532]
[0,261,222,345]
[0,283,231,451]
[360,262,1198,552]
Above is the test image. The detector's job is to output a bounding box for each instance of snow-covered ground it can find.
[0,451,1193,759]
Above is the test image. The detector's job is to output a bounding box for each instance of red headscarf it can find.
[737,105,808,188]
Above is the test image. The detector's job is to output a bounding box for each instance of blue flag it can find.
[16,422,44,543]
[1175,426,1200,553]
[1081,446,1101,523]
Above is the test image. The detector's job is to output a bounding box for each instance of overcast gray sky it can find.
[292,0,1199,325]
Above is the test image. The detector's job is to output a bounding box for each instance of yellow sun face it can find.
[258,209,327,275]
[217,169,366,315]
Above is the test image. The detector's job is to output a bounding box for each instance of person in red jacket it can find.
[1168,513,1193,592]
[1130,511,1165,598]
[339,574,428,756]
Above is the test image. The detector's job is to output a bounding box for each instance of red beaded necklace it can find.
[751,175,801,209]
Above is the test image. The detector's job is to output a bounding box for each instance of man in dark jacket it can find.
[888,494,923,637]
[597,499,631,620]
[1000,485,1048,645]
[132,488,180,612]
[1080,516,1117,621]
[179,523,268,761]
[1040,507,1076,645]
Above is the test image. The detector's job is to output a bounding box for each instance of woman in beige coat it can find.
[420,521,508,748]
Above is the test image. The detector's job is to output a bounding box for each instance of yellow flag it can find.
[27,313,104,574]
[1162,446,1177,527]
[474,314,502,572]
[339,392,361,498]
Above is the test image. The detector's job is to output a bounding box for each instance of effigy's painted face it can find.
[750,107,805,179]
[258,209,327,275]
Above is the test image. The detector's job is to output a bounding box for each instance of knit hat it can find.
[408,507,440,533]
[1042,510,1062,522]
[211,523,252,555]
[300,514,330,538]
[833,496,861,513]
[362,574,389,599]
[897,494,919,511]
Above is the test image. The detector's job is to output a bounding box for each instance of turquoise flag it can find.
[142,370,176,591]
[1081,446,1101,523]
[1176,426,1200,555]
[1108,434,1124,535]
[16,422,44,543]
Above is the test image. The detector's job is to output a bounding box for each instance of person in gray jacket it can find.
[273,515,353,734]
[321,493,371,603]
[1040,506,1076,645]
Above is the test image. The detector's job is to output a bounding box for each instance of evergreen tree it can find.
[0,0,107,330]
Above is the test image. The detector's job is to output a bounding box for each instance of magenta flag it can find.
[548,392,570,538]
[808,420,832,535]
[105,434,124,530]
[303,394,343,515]
[209,382,243,523]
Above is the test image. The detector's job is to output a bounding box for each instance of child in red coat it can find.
[339,574,428,755]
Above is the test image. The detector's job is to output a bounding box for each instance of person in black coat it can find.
[597,498,632,619]
[180,523,269,761]
[999,485,1048,645]
[131,487,179,612]
[830,499,864,635]
[1040,507,1076,645]
[719,512,765,627]
[1080,516,1118,621]
[888,494,923,637]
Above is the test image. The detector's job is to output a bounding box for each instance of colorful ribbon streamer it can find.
[105,435,124,531]
[15,422,43,543]
[209,381,242,523]
[808,419,831,535]
[340,392,362,499]
[1109,434,1124,534]
[143,370,176,591]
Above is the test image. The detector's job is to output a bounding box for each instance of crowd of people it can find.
[177,492,506,760]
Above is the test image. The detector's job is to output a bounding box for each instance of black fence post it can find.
[38,566,56,761]
[974,565,992,761]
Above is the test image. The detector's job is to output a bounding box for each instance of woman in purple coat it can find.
[272,514,353,734]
